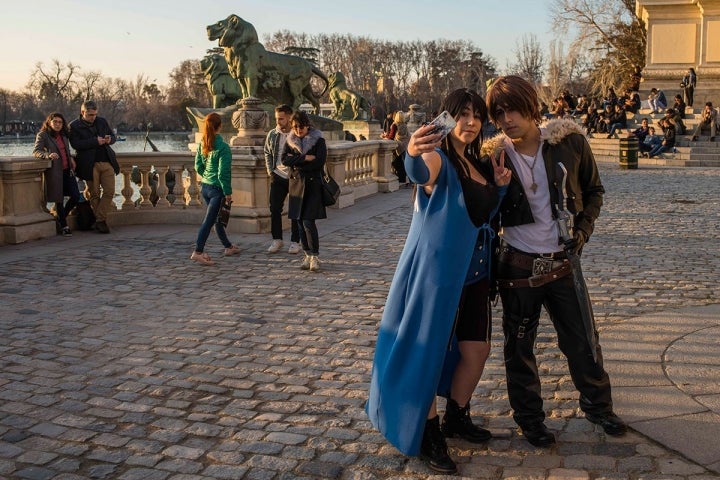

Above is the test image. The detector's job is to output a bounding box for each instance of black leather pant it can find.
[498,259,614,428]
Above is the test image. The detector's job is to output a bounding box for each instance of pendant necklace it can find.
[518,150,539,194]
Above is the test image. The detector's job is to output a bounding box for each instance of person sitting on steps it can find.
[691,102,717,142]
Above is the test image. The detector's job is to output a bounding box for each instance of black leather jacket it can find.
[498,119,604,239]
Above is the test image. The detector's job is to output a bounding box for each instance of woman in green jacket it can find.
[190,112,240,265]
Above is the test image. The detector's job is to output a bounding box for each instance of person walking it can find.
[367,88,511,474]
[282,111,328,273]
[69,100,118,233]
[485,75,627,448]
[264,104,301,254]
[190,112,240,265]
[33,112,81,237]
[382,111,410,186]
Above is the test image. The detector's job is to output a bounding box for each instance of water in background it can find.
[0,132,193,156]
[0,133,195,209]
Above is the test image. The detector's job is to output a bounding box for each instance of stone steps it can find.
[576,108,719,167]
[588,135,720,167]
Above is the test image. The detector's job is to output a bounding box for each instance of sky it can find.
[0,1,554,92]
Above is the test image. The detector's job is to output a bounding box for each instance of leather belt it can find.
[497,247,572,288]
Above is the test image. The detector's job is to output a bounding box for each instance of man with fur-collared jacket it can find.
[484,76,627,449]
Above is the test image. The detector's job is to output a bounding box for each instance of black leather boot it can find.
[441,398,492,443]
[419,416,457,474]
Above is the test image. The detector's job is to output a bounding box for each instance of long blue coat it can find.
[366,151,483,456]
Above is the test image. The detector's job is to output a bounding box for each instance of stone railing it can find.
[0,140,399,245]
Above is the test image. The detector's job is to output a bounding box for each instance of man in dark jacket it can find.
[69,100,117,233]
[485,75,627,448]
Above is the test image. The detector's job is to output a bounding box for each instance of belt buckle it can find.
[532,257,554,276]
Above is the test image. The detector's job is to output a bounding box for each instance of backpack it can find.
[74,199,96,231]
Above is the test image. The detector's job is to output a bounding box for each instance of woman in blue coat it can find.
[367,89,512,474]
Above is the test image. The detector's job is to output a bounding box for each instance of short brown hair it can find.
[486,75,541,125]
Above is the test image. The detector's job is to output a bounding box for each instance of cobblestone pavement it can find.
[1,162,719,480]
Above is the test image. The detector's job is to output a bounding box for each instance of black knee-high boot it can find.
[419,415,457,474]
[441,398,491,443]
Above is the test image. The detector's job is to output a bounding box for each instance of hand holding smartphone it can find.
[425,111,456,140]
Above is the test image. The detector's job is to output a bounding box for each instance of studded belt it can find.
[497,247,572,288]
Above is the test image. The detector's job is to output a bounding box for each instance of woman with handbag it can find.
[190,112,240,266]
[367,88,511,474]
[33,112,81,237]
[282,111,327,273]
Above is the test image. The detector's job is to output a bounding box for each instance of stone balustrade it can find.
[0,140,399,245]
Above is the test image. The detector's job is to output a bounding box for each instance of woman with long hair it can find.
[367,89,511,474]
[282,111,327,272]
[190,112,240,265]
[33,112,81,237]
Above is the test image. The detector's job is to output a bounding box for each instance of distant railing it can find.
[0,140,399,245]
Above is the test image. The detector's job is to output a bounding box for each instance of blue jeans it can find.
[608,123,625,136]
[195,183,231,253]
[648,144,669,158]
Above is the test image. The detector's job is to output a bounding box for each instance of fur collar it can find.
[481,118,584,157]
[286,127,323,154]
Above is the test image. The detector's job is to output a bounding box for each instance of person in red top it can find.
[33,112,81,237]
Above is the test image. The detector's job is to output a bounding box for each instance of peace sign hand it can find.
[492,149,512,186]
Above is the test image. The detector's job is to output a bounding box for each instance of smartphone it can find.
[426,110,456,139]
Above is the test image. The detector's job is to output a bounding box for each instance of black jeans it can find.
[57,169,82,228]
[269,174,300,242]
[299,220,319,255]
[497,259,613,428]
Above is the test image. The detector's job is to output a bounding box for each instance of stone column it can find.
[406,104,426,135]
[0,158,56,244]
[224,97,272,233]
[637,0,720,106]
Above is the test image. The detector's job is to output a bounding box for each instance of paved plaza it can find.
[1,161,719,479]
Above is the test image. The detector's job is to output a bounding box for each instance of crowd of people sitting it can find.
[546,72,718,160]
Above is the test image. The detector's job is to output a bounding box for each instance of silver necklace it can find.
[518,151,539,193]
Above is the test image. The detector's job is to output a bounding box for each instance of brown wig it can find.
[201,112,222,157]
[485,75,542,125]
[439,88,488,181]
[40,112,69,137]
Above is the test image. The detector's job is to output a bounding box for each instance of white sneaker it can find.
[300,254,311,270]
[309,255,320,272]
[288,242,301,254]
[267,239,283,253]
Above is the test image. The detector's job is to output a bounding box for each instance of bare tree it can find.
[507,34,545,85]
[77,70,103,102]
[549,0,646,96]
[26,59,79,112]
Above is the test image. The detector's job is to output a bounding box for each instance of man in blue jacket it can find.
[69,100,117,233]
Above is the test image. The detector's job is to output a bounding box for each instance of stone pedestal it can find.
[230,97,269,147]
[342,120,383,141]
[406,104,426,135]
[0,158,56,244]
[637,0,720,108]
